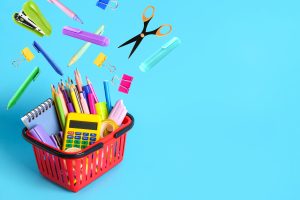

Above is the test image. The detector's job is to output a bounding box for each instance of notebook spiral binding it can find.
[26,99,53,122]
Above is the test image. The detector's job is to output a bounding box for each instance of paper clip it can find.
[96,0,119,10]
[12,47,35,67]
[111,74,134,94]
[94,52,116,73]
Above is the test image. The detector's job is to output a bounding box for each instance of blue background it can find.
[0,0,300,199]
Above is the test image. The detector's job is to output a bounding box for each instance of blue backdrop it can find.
[1,0,300,199]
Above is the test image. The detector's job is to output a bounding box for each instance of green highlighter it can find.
[7,67,40,110]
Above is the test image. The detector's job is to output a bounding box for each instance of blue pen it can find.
[33,41,64,76]
[103,81,112,112]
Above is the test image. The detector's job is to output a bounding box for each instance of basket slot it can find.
[33,147,43,173]
[53,155,64,184]
[45,153,55,178]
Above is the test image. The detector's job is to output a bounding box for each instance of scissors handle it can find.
[142,5,155,22]
[155,24,173,37]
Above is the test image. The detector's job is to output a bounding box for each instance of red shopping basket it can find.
[22,114,134,192]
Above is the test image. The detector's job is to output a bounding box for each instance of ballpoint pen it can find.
[103,80,112,112]
[33,41,63,76]
[48,0,83,24]
[7,67,40,109]
[86,77,99,103]
[68,25,105,67]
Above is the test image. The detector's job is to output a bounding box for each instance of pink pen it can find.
[88,93,96,114]
[87,77,99,103]
[79,93,90,114]
[48,0,83,24]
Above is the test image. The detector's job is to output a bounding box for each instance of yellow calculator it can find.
[63,113,102,151]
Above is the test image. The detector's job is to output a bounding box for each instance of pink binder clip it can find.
[112,74,134,94]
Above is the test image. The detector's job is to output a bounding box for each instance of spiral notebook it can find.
[21,98,60,135]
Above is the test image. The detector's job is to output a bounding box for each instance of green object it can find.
[13,1,52,37]
[95,102,108,121]
[7,67,40,110]
[68,25,105,66]
[55,94,66,129]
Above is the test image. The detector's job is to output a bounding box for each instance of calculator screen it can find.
[69,120,98,130]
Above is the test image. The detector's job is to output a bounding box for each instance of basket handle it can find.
[22,113,134,159]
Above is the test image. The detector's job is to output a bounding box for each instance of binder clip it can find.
[94,52,116,73]
[13,1,52,37]
[96,0,119,10]
[111,74,134,94]
[12,47,35,67]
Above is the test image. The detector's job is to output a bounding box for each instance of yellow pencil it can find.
[70,85,81,113]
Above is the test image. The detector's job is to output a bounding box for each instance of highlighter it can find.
[139,37,181,72]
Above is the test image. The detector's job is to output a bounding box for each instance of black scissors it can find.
[118,5,172,58]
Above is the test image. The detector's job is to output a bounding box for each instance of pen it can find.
[48,0,83,24]
[68,25,105,67]
[103,80,112,112]
[7,67,40,109]
[33,41,63,76]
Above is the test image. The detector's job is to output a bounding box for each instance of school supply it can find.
[29,125,59,149]
[7,67,40,110]
[62,26,110,47]
[63,113,102,151]
[60,83,75,112]
[51,85,66,129]
[13,1,52,37]
[100,119,118,138]
[139,37,181,72]
[111,74,134,94]
[87,77,99,103]
[33,41,63,76]
[48,0,83,24]
[103,81,112,112]
[21,98,60,136]
[118,5,172,58]
[95,102,108,121]
[94,52,116,73]
[50,131,63,149]
[96,0,119,10]
[108,100,127,126]
[70,85,81,113]
[68,25,105,67]
[12,47,35,67]
[88,93,96,114]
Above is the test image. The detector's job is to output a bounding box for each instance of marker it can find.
[103,80,112,112]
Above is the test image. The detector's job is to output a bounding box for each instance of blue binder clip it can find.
[96,0,118,10]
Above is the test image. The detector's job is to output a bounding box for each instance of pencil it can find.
[70,86,81,113]
[57,85,68,117]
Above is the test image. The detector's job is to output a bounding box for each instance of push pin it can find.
[111,74,134,94]
[94,52,116,73]
[96,0,119,10]
[12,47,35,67]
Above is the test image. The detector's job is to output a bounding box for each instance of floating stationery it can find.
[63,113,102,151]
[112,74,134,94]
[33,41,63,76]
[21,98,60,135]
[62,26,110,47]
[48,0,83,24]
[139,37,181,72]
[94,52,116,73]
[13,1,52,37]
[96,0,119,10]
[7,67,40,110]
[103,80,112,112]
[68,25,105,67]
[12,47,35,67]
[118,5,172,58]
[29,125,60,149]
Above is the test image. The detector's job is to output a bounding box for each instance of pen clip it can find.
[33,68,40,81]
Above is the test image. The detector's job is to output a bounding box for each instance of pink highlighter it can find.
[62,26,110,47]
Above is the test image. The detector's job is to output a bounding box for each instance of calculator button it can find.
[74,144,80,148]
[74,140,80,144]
[66,139,73,144]
[82,137,88,140]
[67,135,74,139]
[68,131,74,135]
[83,132,89,136]
[75,136,81,140]
[66,144,72,148]
[75,132,82,135]
[89,142,95,145]
[90,133,96,137]
[90,137,96,141]
[81,145,87,149]
[81,141,88,145]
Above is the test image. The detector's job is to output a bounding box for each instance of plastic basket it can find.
[22,114,134,192]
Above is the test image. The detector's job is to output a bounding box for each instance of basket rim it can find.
[22,113,134,159]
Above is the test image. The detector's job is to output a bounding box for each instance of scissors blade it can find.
[128,38,143,58]
[118,35,141,48]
